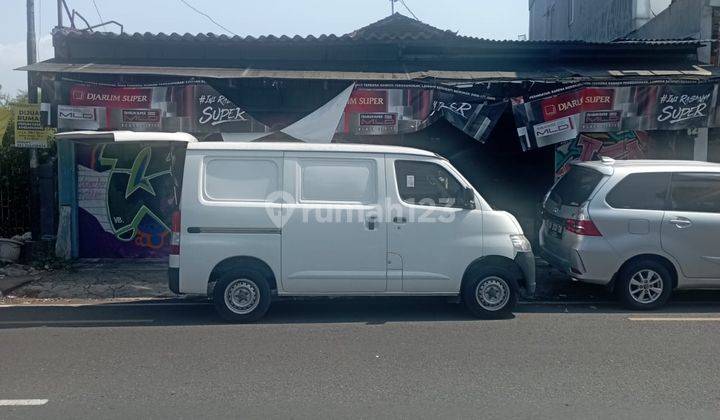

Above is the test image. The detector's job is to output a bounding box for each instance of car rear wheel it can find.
[462,267,518,319]
[617,259,672,310]
[213,270,271,322]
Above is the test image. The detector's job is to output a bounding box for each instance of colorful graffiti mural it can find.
[554,131,649,180]
[76,143,184,258]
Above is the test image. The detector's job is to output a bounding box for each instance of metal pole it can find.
[391,0,394,15]
[27,0,41,244]
[57,0,63,27]
[27,0,37,102]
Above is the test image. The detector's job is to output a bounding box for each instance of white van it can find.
[169,142,535,321]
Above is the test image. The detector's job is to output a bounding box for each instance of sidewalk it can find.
[0,257,609,302]
[0,259,176,301]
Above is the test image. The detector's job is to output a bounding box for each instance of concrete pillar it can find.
[694,127,709,161]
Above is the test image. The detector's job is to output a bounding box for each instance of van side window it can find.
[669,173,720,213]
[300,159,376,203]
[204,158,279,201]
[394,160,463,208]
[606,172,670,210]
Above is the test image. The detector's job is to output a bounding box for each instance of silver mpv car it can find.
[540,159,720,309]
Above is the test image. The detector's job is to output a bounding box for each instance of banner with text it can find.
[13,103,54,148]
[513,84,719,151]
[58,83,269,137]
[338,85,505,143]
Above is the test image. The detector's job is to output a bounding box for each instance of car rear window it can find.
[606,172,670,210]
[548,166,604,207]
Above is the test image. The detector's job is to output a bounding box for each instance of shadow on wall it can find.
[339,116,555,244]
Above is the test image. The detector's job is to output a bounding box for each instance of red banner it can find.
[541,88,615,120]
[344,90,388,113]
[70,85,153,109]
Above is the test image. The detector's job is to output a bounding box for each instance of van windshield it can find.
[548,166,604,207]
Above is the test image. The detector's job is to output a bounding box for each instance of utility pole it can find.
[390,0,395,15]
[27,0,37,103]
[57,0,63,27]
[26,0,41,244]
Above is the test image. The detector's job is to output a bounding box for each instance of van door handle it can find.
[669,217,692,229]
[393,217,407,224]
[367,216,378,230]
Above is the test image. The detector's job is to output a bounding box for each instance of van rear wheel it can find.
[213,270,271,322]
[462,267,518,319]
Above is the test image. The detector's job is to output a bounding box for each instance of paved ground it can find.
[2,260,174,300]
[1,297,719,419]
[0,258,606,301]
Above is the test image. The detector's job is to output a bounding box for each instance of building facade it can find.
[530,0,720,64]
[529,0,671,41]
[20,13,720,259]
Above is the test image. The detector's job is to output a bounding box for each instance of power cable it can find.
[177,0,238,36]
[91,0,103,22]
[399,0,419,21]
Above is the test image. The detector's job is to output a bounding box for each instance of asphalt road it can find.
[1,298,720,419]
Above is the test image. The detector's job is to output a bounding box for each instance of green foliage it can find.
[0,88,28,174]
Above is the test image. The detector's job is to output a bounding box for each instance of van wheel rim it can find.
[475,276,510,311]
[629,269,663,304]
[224,279,261,314]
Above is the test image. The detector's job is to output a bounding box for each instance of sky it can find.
[0,0,529,96]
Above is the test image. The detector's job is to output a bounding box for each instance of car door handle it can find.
[393,217,407,224]
[669,217,692,228]
[367,216,378,230]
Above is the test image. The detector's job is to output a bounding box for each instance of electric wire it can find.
[399,0,419,21]
[177,0,238,36]
[91,0,103,22]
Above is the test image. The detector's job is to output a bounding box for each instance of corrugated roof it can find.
[52,13,708,47]
[18,61,719,82]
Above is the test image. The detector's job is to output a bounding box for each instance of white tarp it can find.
[280,83,355,143]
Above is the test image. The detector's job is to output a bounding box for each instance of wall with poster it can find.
[75,142,185,258]
[56,83,269,137]
[337,84,506,143]
[514,83,719,151]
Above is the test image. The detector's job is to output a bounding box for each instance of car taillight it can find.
[170,211,181,255]
[565,219,602,236]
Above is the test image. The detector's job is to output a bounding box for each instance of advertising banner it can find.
[432,98,507,143]
[58,82,269,136]
[339,85,505,142]
[13,103,54,148]
[655,84,714,130]
[191,85,254,132]
[57,105,105,130]
[111,108,162,131]
[513,83,720,151]
[353,113,399,135]
[57,82,505,143]
[70,85,153,109]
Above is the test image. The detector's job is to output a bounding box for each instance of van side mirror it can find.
[460,187,476,210]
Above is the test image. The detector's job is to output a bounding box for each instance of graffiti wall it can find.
[554,130,698,180]
[554,131,649,180]
[76,142,184,258]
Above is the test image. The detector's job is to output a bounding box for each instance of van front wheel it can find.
[462,267,518,319]
[213,270,271,322]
